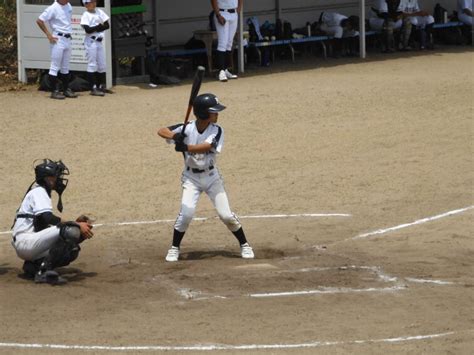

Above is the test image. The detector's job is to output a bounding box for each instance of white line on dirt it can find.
[0,332,457,351]
[352,205,474,240]
[405,277,454,285]
[249,285,406,298]
[0,213,351,235]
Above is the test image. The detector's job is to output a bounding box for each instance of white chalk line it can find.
[0,212,351,235]
[352,205,474,240]
[0,331,460,351]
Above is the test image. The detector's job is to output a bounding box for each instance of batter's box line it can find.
[169,265,408,301]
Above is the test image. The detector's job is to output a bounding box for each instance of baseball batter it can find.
[11,159,94,285]
[211,0,242,82]
[81,0,110,96]
[157,93,254,262]
[36,0,77,100]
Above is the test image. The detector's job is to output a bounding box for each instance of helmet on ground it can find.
[193,93,226,119]
[35,159,69,194]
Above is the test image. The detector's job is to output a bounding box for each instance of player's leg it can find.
[207,177,254,259]
[58,37,77,98]
[48,41,65,99]
[224,12,238,79]
[166,178,201,261]
[96,42,107,93]
[214,13,230,81]
[87,41,104,96]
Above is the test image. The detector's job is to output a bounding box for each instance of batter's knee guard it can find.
[219,212,242,232]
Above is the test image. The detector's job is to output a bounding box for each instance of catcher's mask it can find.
[193,93,226,120]
[34,159,69,211]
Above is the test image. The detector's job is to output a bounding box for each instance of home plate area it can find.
[156,258,405,301]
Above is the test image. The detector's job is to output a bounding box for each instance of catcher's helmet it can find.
[35,159,69,194]
[193,93,226,119]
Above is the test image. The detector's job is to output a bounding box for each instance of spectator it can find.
[399,0,435,50]
[370,0,403,52]
[211,0,242,82]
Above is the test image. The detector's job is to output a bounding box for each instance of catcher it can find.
[11,159,94,285]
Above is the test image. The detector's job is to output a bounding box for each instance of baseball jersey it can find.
[13,185,53,236]
[38,1,73,34]
[217,0,238,9]
[399,0,420,13]
[81,8,110,39]
[321,12,348,27]
[458,0,473,11]
[168,121,224,170]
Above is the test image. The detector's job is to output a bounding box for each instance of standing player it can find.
[81,0,110,96]
[36,0,78,100]
[210,0,242,82]
[11,159,94,285]
[157,93,254,262]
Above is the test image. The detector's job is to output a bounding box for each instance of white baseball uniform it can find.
[320,12,359,38]
[167,121,241,233]
[369,0,403,31]
[81,8,109,73]
[400,0,434,27]
[11,185,61,261]
[38,1,73,76]
[214,0,239,52]
[458,0,473,25]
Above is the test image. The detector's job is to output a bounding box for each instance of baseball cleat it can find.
[218,70,228,82]
[165,246,180,262]
[63,88,78,98]
[51,90,65,100]
[90,88,105,97]
[240,243,255,259]
[34,270,67,285]
[224,69,238,79]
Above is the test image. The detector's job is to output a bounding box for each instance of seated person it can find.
[399,0,435,50]
[457,0,473,26]
[370,0,403,52]
[319,12,359,57]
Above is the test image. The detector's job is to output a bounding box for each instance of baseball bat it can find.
[182,66,205,131]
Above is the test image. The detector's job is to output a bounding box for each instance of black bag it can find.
[433,3,448,23]
[283,21,293,39]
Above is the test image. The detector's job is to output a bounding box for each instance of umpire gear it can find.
[193,93,226,119]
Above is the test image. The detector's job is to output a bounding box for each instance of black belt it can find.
[57,32,72,39]
[187,166,214,174]
[220,8,236,13]
[91,36,103,42]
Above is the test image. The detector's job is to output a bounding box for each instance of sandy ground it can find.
[0,46,473,354]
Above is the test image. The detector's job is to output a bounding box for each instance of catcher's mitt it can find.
[76,214,95,224]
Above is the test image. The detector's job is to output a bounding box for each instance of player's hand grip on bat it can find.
[172,132,187,144]
[174,142,188,152]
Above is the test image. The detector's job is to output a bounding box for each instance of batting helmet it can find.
[35,159,69,194]
[193,93,226,119]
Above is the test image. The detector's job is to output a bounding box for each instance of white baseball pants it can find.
[214,10,238,51]
[85,37,107,73]
[49,35,71,76]
[174,169,241,233]
[12,226,61,261]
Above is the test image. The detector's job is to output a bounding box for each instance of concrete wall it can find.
[145,0,458,47]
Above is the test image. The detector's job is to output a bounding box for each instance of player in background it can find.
[157,93,254,262]
[36,0,78,100]
[211,0,242,82]
[81,0,110,96]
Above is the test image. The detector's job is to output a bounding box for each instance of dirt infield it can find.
[0,47,473,354]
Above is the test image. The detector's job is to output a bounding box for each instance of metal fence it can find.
[0,0,17,74]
